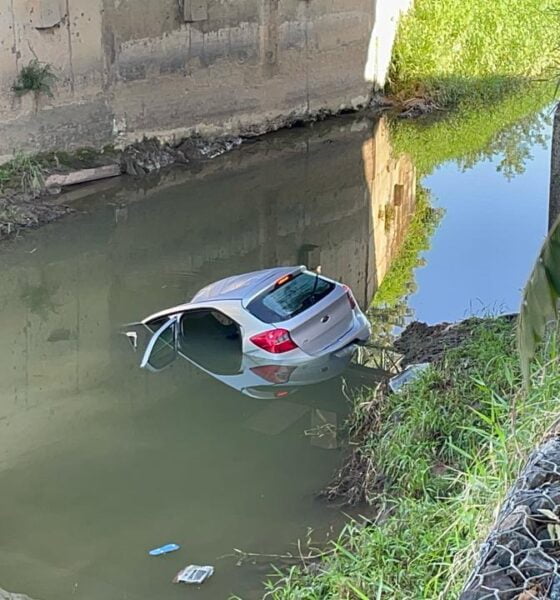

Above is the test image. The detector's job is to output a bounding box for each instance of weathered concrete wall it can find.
[0,0,411,161]
[363,117,416,292]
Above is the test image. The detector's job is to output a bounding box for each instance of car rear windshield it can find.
[247,272,335,323]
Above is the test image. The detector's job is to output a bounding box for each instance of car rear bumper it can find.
[322,311,371,352]
[244,310,370,363]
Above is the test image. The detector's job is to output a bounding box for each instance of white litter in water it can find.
[389,363,431,393]
[173,565,214,585]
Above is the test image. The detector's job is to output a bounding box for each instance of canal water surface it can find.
[0,97,553,600]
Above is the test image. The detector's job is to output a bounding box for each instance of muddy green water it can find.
[0,104,553,599]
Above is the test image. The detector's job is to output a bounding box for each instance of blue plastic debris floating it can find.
[149,543,180,556]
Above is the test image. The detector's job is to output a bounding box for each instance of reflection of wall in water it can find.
[363,117,417,301]
[106,117,416,313]
[0,117,415,467]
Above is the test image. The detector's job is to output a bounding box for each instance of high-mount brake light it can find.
[249,328,298,353]
[343,285,357,310]
[275,274,292,287]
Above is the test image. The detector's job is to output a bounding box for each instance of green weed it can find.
[0,153,45,195]
[12,59,57,99]
[389,80,554,178]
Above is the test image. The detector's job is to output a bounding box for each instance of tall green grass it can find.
[261,318,560,599]
[390,0,559,106]
[0,153,44,195]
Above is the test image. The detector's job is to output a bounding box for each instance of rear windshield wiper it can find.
[295,272,322,313]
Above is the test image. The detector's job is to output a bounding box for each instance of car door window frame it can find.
[140,315,179,371]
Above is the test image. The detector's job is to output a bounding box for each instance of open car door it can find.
[139,306,242,373]
[140,316,178,372]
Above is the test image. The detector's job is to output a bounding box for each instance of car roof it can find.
[191,266,304,304]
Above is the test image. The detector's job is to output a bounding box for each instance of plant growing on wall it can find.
[12,59,57,99]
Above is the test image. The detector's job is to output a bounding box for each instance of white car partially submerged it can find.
[138,266,371,366]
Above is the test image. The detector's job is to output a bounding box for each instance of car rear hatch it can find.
[245,270,355,357]
[283,285,354,356]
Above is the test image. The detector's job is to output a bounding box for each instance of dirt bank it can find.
[324,315,517,506]
[0,133,247,242]
[395,314,517,366]
[0,191,70,240]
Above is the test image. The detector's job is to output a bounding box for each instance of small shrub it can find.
[12,59,57,99]
[0,153,44,195]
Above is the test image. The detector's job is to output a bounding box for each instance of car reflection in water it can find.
[127,309,357,399]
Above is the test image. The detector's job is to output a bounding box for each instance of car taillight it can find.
[250,329,298,353]
[251,365,296,384]
[343,285,357,310]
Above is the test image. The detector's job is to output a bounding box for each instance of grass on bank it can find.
[0,146,119,197]
[262,318,560,599]
[389,0,559,107]
[0,153,44,195]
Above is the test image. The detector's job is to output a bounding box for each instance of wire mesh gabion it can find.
[461,436,560,600]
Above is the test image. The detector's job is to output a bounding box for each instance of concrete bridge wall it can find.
[0,0,411,161]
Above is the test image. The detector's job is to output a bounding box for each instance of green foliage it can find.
[373,186,443,307]
[390,0,559,106]
[263,319,560,599]
[389,81,553,177]
[12,59,57,99]
[0,144,116,196]
[518,209,560,384]
[0,153,44,195]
